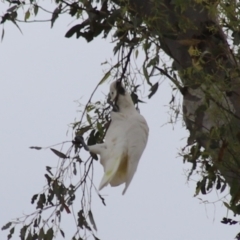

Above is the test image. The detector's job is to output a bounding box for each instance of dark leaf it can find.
[60,229,65,238]
[1,13,9,24]
[38,228,44,240]
[9,0,21,4]
[9,227,14,235]
[68,193,75,205]
[46,166,53,176]
[29,146,42,150]
[207,179,213,191]
[77,210,85,229]
[78,30,94,42]
[89,210,97,231]
[113,41,123,55]
[65,24,83,38]
[143,65,152,86]
[1,222,12,230]
[20,226,27,240]
[47,189,54,205]
[50,148,68,159]
[46,228,54,240]
[11,18,23,34]
[26,231,32,240]
[148,82,159,99]
[146,58,158,69]
[37,194,46,209]
[220,182,227,193]
[37,215,41,226]
[45,174,52,186]
[87,130,96,145]
[51,4,62,28]
[235,232,240,240]
[86,114,92,125]
[69,2,79,16]
[97,122,103,136]
[94,131,101,144]
[9,11,17,20]
[99,70,111,85]
[33,233,39,240]
[131,92,138,105]
[7,5,18,12]
[135,49,139,59]
[169,94,175,104]
[75,125,92,134]
[73,162,77,175]
[216,177,221,190]
[223,201,231,210]
[221,217,228,224]
[34,5,39,16]
[221,217,238,225]
[7,227,15,240]
[1,28,5,42]
[200,177,206,195]
[24,10,30,21]
[31,194,38,204]
[33,218,38,228]
[77,210,91,230]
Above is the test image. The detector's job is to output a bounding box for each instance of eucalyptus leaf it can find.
[50,148,68,159]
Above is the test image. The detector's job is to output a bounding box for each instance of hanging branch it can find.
[154,66,184,93]
[118,45,134,84]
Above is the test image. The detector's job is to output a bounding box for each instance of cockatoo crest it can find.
[108,79,125,102]
[108,80,135,113]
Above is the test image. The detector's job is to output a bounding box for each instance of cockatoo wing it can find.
[98,111,149,194]
[122,113,149,194]
[98,146,126,190]
[98,112,128,190]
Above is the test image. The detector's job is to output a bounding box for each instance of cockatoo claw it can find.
[74,135,89,151]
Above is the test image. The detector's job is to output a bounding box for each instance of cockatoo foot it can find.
[74,135,89,151]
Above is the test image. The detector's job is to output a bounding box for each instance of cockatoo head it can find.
[108,80,125,102]
[108,80,135,112]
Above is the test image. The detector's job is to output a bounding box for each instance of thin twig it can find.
[15,19,51,23]
[155,66,183,92]
[118,45,134,83]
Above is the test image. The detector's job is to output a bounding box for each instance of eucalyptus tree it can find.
[1,0,240,239]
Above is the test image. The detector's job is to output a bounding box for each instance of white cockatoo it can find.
[79,80,149,194]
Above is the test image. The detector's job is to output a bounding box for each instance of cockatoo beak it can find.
[107,93,119,112]
[116,80,125,95]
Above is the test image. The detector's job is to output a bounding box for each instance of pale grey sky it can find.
[0,3,239,240]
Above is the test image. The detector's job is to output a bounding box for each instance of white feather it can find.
[88,81,149,194]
